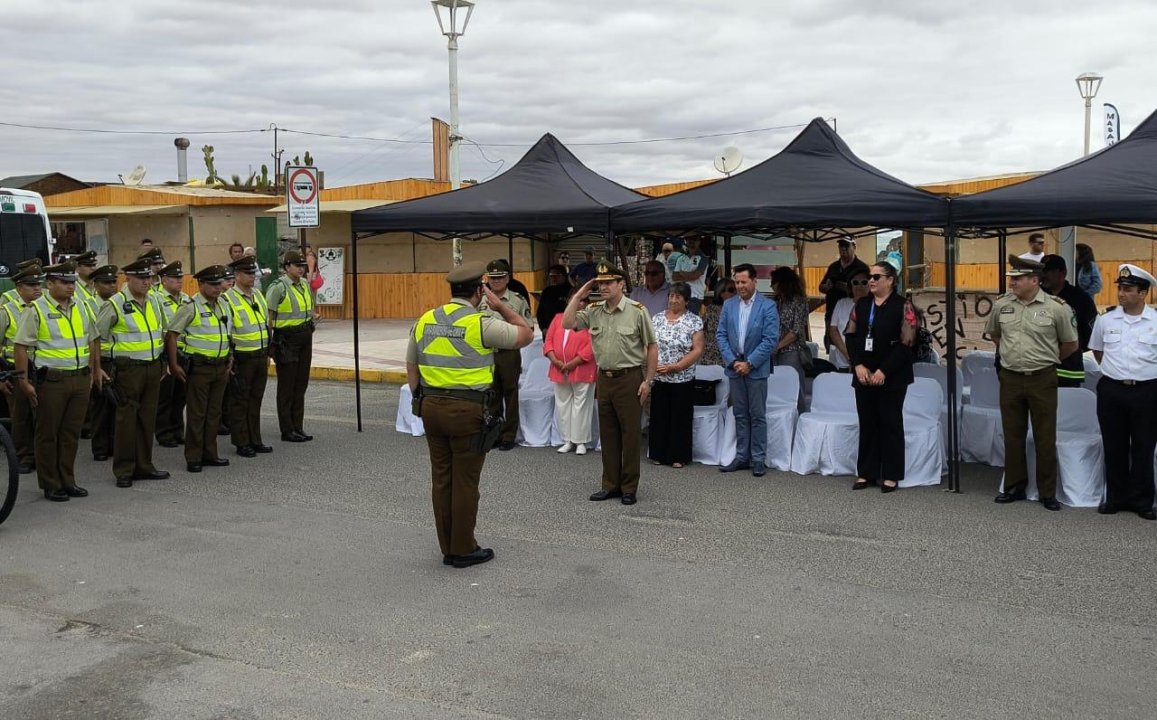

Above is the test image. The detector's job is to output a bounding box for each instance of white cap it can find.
[1115,263,1157,289]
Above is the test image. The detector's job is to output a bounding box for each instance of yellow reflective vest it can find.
[413,302,494,391]
[30,296,89,370]
[108,290,166,361]
[224,287,270,353]
[271,278,314,329]
[183,296,230,359]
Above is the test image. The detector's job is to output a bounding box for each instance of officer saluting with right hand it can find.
[406,262,532,569]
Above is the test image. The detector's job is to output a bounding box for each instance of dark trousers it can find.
[648,379,693,465]
[10,382,36,467]
[89,376,115,459]
[596,368,644,495]
[999,368,1059,497]
[35,372,89,492]
[184,361,229,464]
[489,349,521,444]
[1097,378,1157,511]
[274,329,312,435]
[112,360,163,481]
[156,371,186,444]
[230,351,269,449]
[854,384,907,481]
[421,396,485,557]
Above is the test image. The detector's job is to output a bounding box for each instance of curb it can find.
[267,365,406,384]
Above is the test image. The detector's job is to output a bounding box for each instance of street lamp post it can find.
[432,0,475,266]
[1076,72,1103,156]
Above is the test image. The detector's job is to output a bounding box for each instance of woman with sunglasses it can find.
[699,280,736,366]
[844,260,917,493]
[828,270,870,371]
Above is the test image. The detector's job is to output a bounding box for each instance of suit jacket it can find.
[717,293,780,379]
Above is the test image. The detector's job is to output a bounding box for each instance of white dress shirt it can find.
[1089,305,1157,381]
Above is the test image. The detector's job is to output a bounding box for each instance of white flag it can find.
[1104,104,1121,146]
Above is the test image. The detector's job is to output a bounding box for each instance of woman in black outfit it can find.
[844,261,916,493]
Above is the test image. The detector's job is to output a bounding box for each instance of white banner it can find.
[1104,103,1120,146]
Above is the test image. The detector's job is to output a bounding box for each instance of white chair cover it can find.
[901,378,944,487]
[790,373,859,476]
[691,365,729,465]
[1000,388,1105,506]
[764,370,800,471]
[913,362,962,462]
[1082,355,1102,393]
[520,335,544,372]
[517,357,555,447]
[395,384,426,437]
[960,366,1004,466]
[961,350,996,388]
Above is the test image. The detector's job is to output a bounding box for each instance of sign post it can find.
[285,165,320,253]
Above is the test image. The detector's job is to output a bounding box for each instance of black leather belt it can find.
[600,367,641,378]
[113,357,162,367]
[1104,377,1157,386]
[46,367,90,377]
[233,350,269,359]
[189,356,229,366]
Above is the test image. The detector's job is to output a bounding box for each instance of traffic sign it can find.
[286,165,320,228]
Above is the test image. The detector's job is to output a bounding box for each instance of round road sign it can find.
[288,168,318,205]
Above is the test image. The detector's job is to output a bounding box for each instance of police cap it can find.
[138,247,166,263]
[446,262,487,285]
[282,250,307,267]
[194,265,228,283]
[158,261,184,278]
[1006,254,1044,277]
[11,264,43,285]
[485,259,511,277]
[594,260,626,282]
[229,255,260,274]
[121,258,153,277]
[91,265,119,283]
[72,250,98,267]
[43,261,79,282]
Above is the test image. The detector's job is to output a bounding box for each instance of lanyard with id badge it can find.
[865,301,878,352]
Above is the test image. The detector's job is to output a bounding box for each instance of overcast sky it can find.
[2,0,1153,190]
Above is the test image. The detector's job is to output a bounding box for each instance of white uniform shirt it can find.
[673,253,706,300]
[1088,305,1157,381]
[828,296,857,369]
[1019,251,1045,262]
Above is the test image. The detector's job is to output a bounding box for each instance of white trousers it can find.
[554,381,594,444]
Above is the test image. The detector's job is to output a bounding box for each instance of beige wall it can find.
[190,206,270,270]
[922,226,1157,265]
[106,215,188,267]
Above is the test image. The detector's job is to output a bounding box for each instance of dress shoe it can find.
[1097,503,1119,515]
[620,493,637,505]
[159,440,181,448]
[994,488,1027,504]
[116,478,133,488]
[187,463,203,473]
[133,470,170,481]
[497,441,516,451]
[575,443,587,455]
[451,547,495,568]
[881,482,898,494]
[281,432,308,442]
[1138,509,1157,521]
[296,432,313,441]
[1040,496,1062,511]
[442,554,453,566]
[852,478,875,490]
[18,463,34,475]
[557,442,575,454]
[93,453,110,462]
[63,486,88,498]
[589,489,622,501]
[44,489,69,502]
[237,445,256,458]
[720,460,751,473]
[252,444,273,454]
[752,462,766,477]
[201,457,230,467]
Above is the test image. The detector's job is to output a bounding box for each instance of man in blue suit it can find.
[716,263,780,477]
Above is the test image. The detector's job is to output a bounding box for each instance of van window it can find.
[0,214,50,273]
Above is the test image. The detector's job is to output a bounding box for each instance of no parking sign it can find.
[286,165,320,228]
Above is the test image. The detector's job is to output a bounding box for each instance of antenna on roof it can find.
[123,165,148,186]
[713,146,743,177]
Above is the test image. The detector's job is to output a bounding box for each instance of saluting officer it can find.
[563,262,658,506]
[87,265,120,462]
[266,250,316,443]
[0,263,44,473]
[153,261,190,447]
[478,259,532,451]
[97,258,170,488]
[985,254,1079,511]
[13,261,105,502]
[1,259,44,306]
[1089,264,1157,520]
[407,262,532,568]
[165,265,232,473]
[224,255,272,457]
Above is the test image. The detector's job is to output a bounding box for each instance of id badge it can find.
[864,337,874,352]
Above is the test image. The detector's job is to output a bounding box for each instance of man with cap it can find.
[407,262,532,568]
[672,235,709,314]
[1040,254,1098,387]
[478,259,532,451]
[1089,264,1157,520]
[139,247,166,289]
[153,261,191,447]
[224,255,272,457]
[266,250,317,442]
[819,237,870,350]
[985,255,1079,511]
[563,261,658,505]
[217,263,237,436]
[656,241,685,284]
[571,247,599,286]
[0,263,44,473]
[13,261,105,502]
[1,259,43,306]
[71,250,100,318]
[86,265,120,461]
[97,259,169,487]
[166,265,232,472]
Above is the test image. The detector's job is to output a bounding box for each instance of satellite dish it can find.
[124,165,148,186]
[713,146,743,176]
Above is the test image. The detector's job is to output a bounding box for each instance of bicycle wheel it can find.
[0,424,18,526]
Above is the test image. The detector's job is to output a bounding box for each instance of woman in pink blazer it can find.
[543,290,597,454]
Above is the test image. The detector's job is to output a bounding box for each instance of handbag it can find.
[798,341,814,370]
[690,378,719,406]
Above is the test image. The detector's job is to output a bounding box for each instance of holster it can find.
[411,385,424,418]
[472,391,503,454]
[180,353,193,379]
[229,370,248,395]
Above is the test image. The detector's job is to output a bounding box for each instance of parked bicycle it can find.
[0,370,23,526]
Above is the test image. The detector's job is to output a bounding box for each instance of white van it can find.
[0,188,54,279]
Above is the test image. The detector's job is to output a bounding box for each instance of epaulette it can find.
[589,301,605,308]
[1103,305,1117,313]
[1049,295,1068,306]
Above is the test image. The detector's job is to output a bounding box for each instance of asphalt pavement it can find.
[2,380,1155,719]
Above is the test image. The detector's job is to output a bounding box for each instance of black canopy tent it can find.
[346,134,648,430]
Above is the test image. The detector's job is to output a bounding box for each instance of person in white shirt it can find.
[656,242,685,284]
[1018,233,1046,262]
[1089,263,1157,520]
[630,260,669,318]
[827,269,870,370]
[672,236,707,314]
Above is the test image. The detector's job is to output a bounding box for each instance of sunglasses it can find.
[851,279,870,286]
[868,274,888,281]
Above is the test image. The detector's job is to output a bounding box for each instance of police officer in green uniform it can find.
[153,261,190,447]
[1,259,43,307]
[407,262,532,568]
[218,263,237,436]
[166,265,232,473]
[13,261,106,502]
[478,259,532,451]
[224,255,272,457]
[266,250,316,442]
[97,258,170,488]
[986,254,1079,511]
[0,263,44,473]
[73,250,101,440]
[139,247,167,290]
[87,264,120,461]
[563,262,658,505]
